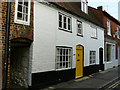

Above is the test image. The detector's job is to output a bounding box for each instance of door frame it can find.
[75,44,84,78]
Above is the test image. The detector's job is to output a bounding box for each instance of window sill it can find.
[56,67,71,71]
[107,34,112,36]
[77,33,83,37]
[105,61,112,63]
[14,20,30,26]
[89,63,96,65]
[58,28,72,33]
[91,37,97,39]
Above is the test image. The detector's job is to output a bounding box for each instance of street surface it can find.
[43,66,120,90]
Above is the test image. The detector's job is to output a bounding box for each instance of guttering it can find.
[3,1,11,89]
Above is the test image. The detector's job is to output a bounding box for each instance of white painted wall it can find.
[32,1,104,73]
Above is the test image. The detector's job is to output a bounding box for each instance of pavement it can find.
[43,66,120,90]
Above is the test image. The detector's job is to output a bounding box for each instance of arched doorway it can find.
[75,45,84,79]
[10,38,32,88]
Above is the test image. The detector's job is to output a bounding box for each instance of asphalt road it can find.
[100,77,120,90]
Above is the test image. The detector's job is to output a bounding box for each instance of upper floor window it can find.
[59,13,72,32]
[14,0,31,25]
[77,20,83,36]
[81,1,88,14]
[117,26,120,39]
[107,20,111,36]
[91,26,97,39]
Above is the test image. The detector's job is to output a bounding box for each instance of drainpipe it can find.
[3,1,11,89]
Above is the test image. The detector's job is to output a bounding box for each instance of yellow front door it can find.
[76,45,83,78]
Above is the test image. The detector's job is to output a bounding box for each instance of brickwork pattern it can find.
[0,2,3,89]
[1,2,34,88]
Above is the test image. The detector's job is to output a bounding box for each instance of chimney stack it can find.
[97,6,104,11]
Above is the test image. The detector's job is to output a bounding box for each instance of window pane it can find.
[60,49,62,55]
[64,17,66,29]
[63,62,65,68]
[24,1,28,6]
[66,49,68,55]
[26,8,28,13]
[59,14,62,28]
[26,15,28,21]
[68,18,71,30]
[18,5,22,12]
[68,25,70,30]
[63,49,65,55]
[60,63,62,68]
[60,56,62,62]
[66,62,68,68]
[63,56,65,61]
[23,7,26,13]
[17,12,22,20]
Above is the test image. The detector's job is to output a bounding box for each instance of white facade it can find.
[104,42,117,70]
[118,1,120,20]
[32,1,104,73]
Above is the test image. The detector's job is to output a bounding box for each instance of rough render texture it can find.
[0,2,34,88]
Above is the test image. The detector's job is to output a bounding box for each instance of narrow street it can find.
[43,66,120,90]
[100,78,120,90]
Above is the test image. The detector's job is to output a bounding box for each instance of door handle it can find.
[77,59,80,61]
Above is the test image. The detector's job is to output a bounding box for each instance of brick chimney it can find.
[97,6,104,11]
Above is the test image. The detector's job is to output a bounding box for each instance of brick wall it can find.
[1,2,34,88]
[0,2,3,89]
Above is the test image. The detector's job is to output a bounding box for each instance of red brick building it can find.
[0,1,34,89]
[90,6,120,70]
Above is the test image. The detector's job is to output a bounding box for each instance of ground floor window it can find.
[56,47,72,70]
[90,51,96,65]
[107,44,111,62]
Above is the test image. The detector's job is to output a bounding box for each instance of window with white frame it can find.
[91,27,97,38]
[56,47,72,70]
[77,20,83,35]
[107,20,111,36]
[59,13,72,31]
[117,26,119,39]
[14,0,31,25]
[90,51,96,65]
[81,1,88,14]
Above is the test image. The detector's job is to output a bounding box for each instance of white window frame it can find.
[117,26,120,39]
[89,51,96,65]
[77,20,83,36]
[56,47,72,70]
[91,26,97,39]
[58,12,72,32]
[14,0,31,25]
[107,20,111,36]
[81,1,88,14]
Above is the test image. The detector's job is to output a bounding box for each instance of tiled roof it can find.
[50,2,105,28]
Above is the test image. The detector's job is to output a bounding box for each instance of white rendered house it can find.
[31,1,105,87]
